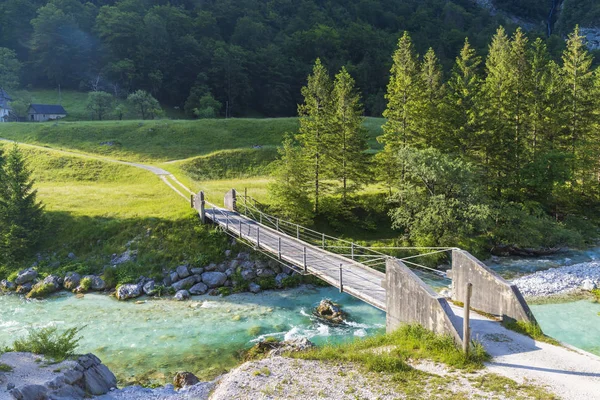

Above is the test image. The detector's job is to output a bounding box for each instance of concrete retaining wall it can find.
[385,258,462,344]
[224,189,237,211]
[450,249,535,324]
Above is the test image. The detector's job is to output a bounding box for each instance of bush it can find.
[256,277,277,290]
[12,326,84,361]
[79,277,92,292]
[26,282,56,299]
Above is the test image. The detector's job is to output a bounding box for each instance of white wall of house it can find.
[0,107,9,122]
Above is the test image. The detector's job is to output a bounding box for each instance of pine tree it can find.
[330,67,369,204]
[417,48,444,148]
[444,38,482,157]
[480,26,513,196]
[0,147,7,258]
[529,38,556,158]
[297,58,333,214]
[2,145,46,263]
[381,32,421,150]
[268,136,313,224]
[561,25,596,190]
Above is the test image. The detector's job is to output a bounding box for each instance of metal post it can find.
[303,247,307,273]
[239,220,242,238]
[244,188,248,215]
[322,233,325,249]
[190,194,194,209]
[226,213,229,231]
[278,237,282,260]
[351,243,354,260]
[463,283,472,355]
[339,264,343,293]
[276,218,279,231]
[296,225,300,239]
[257,227,260,248]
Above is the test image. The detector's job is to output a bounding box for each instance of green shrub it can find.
[26,282,57,299]
[502,320,560,345]
[256,277,277,290]
[12,327,84,361]
[592,289,600,301]
[231,270,249,293]
[102,268,117,289]
[217,287,232,296]
[0,363,12,372]
[79,277,92,292]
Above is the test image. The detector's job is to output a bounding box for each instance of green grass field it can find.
[0,117,385,162]
[0,142,231,282]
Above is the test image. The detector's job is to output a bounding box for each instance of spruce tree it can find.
[445,38,482,157]
[2,145,46,263]
[297,58,333,214]
[417,48,444,148]
[561,25,596,190]
[0,147,7,258]
[330,67,369,204]
[529,38,556,158]
[381,31,421,150]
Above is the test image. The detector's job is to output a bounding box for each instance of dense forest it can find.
[0,0,560,117]
[272,26,600,254]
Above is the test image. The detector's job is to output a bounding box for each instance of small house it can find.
[0,88,12,123]
[27,104,67,122]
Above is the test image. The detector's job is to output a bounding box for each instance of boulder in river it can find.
[15,283,33,295]
[116,284,142,300]
[248,283,261,294]
[0,279,16,292]
[63,272,81,290]
[26,275,62,299]
[314,299,346,324]
[174,290,190,301]
[82,275,106,291]
[202,271,227,288]
[173,371,200,389]
[15,268,37,285]
[189,282,208,295]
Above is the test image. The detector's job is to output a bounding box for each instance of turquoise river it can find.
[1,248,600,385]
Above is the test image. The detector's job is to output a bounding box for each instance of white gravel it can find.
[512,261,600,297]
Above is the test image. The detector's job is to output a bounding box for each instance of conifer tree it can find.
[417,48,444,148]
[381,32,421,150]
[268,136,313,224]
[330,67,369,204]
[529,38,555,157]
[0,147,7,258]
[444,38,482,157]
[2,145,46,263]
[561,25,596,189]
[297,58,333,214]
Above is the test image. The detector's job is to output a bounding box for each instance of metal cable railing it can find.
[235,193,454,280]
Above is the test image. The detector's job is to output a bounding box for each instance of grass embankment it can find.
[0,117,384,162]
[0,143,231,283]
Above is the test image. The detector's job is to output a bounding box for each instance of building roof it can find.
[29,104,67,115]
[0,88,12,109]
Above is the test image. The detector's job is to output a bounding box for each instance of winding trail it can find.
[3,137,600,399]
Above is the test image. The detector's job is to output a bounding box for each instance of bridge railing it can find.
[235,192,453,281]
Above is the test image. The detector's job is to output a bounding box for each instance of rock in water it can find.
[314,299,346,324]
[174,290,190,301]
[248,283,261,294]
[201,272,227,288]
[173,371,200,389]
[0,279,16,292]
[116,284,142,300]
[63,272,81,290]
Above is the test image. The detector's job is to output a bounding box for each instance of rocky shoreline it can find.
[0,250,305,302]
[512,260,600,298]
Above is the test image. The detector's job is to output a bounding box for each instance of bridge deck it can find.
[206,207,387,310]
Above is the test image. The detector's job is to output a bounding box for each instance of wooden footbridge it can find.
[192,189,536,344]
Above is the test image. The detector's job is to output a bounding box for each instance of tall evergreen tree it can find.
[561,25,596,190]
[297,58,333,214]
[444,38,482,157]
[2,145,45,263]
[330,67,369,204]
[417,48,444,148]
[381,32,421,150]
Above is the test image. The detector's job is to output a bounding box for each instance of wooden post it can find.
[322,233,325,249]
[198,191,206,224]
[190,194,194,208]
[463,283,473,355]
[296,225,300,239]
[276,218,279,231]
[351,242,354,260]
[244,188,248,215]
[256,227,260,249]
[239,220,242,238]
[339,264,343,293]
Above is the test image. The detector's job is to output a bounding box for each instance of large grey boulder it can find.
[170,271,180,284]
[249,283,261,294]
[143,280,156,296]
[78,354,117,395]
[204,263,218,272]
[176,264,190,279]
[174,290,190,301]
[0,279,16,292]
[171,276,197,291]
[201,272,227,288]
[15,283,33,294]
[116,284,142,300]
[111,249,137,265]
[190,267,204,275]
[15,268,37,285]
[256,268,275,278]
[26,275,62,298]
[82,275,106,291]
[173,371,200,389]
[189,282,208,295]
[582,279,597,291]
[63,272,81,290]
[241,269,256,281]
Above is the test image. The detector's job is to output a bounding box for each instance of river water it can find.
[1,249,599,385]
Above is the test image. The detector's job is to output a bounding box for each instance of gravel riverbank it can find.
[512,261,600,298]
